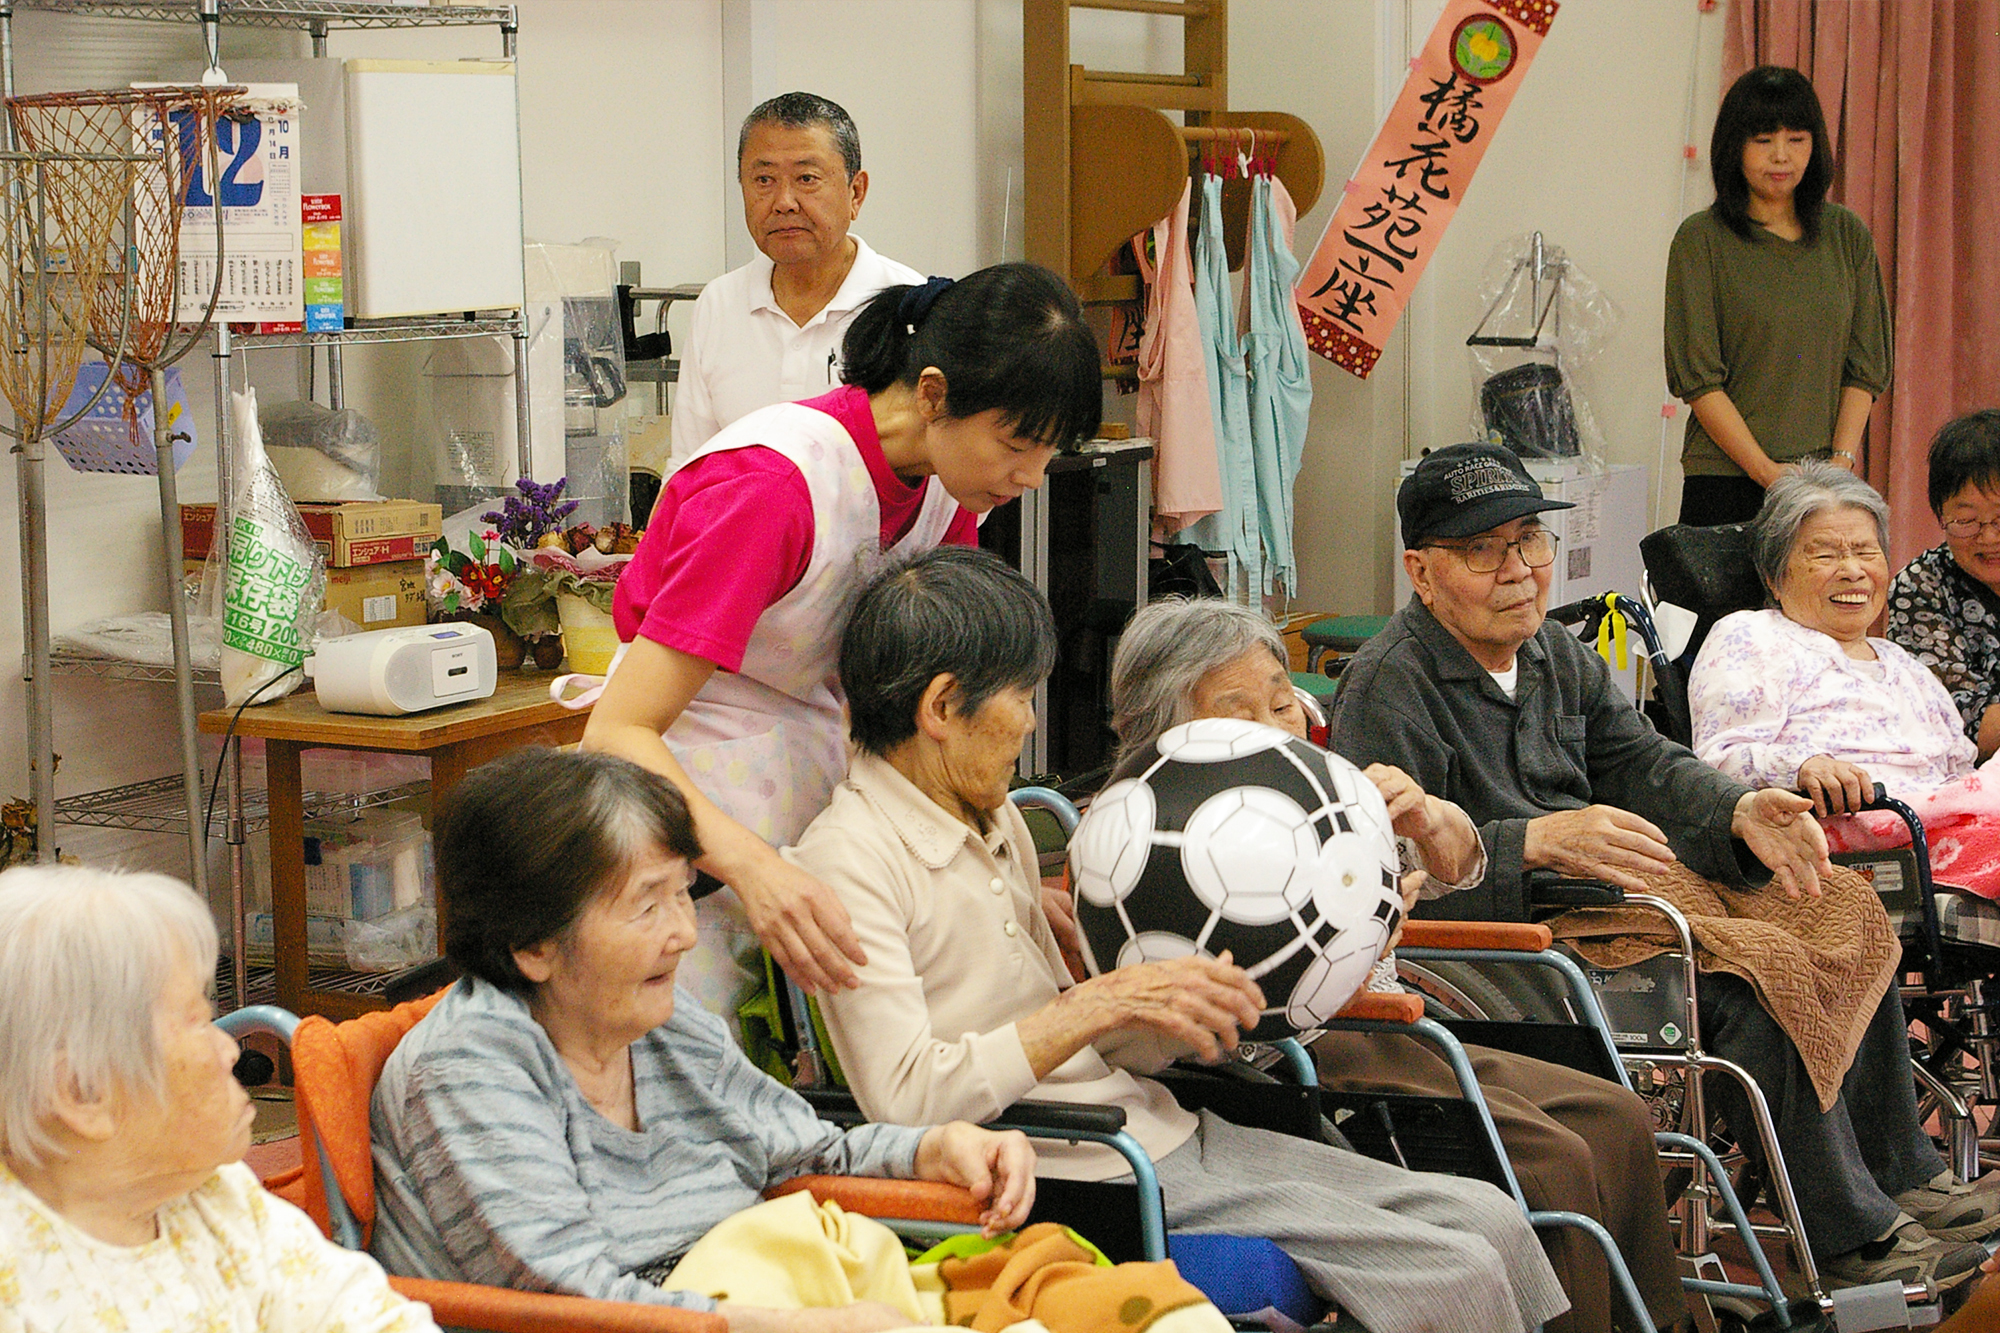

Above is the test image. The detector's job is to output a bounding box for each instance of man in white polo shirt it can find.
[670,92,924,458]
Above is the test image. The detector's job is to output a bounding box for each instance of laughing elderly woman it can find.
[1108,597,1688,1333]
[1692,461,2000,901]
[0,865,436,1333]
[790,545,1569,1333]
[369,747,1033,1332]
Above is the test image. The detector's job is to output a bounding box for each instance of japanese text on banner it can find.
[1294,0,1557,379]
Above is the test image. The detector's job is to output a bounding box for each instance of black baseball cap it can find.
[1398,442,1574,549]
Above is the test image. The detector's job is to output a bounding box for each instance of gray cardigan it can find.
[369,976,925,1309]
[1331,598,1764,922]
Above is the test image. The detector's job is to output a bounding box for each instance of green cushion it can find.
[1300,614,1390,653]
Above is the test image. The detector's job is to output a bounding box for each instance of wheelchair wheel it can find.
[1397,958,1571,1023]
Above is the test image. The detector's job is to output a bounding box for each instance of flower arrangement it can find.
[483,476,580,550]
[424,529,519,616]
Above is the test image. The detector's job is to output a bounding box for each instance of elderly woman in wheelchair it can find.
[366,746,1037,1330]
[789,545,1570,1333]
[1691,462,2000,903]
[0,864,439,1333]
[1109,596,1689,1333]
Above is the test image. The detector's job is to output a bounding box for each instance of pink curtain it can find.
[1726,1,2000,564]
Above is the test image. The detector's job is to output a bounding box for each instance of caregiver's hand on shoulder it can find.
[718,1301,913,1333]
[1077,953,1265,1064]
[726,846,867,993]
[916,1122,1036,1236]
[1797,754,1874,818]
[1733,788,1831,901]
[1523,804,1676,894]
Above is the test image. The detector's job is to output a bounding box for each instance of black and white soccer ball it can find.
[1069,717,1402,1041]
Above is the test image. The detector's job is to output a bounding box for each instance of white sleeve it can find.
[669,293,723,458]
[222,1167,441,1333]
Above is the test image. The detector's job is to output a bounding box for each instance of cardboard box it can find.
[323,559,427,629]
[186,555,429,630]
[181,499,441,567]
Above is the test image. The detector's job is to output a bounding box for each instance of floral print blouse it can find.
[0,1160,434,1333]
[1690,608,1976,801]
[1886,542,2000,743]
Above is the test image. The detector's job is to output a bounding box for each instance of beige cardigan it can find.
[786,752,1197,1181]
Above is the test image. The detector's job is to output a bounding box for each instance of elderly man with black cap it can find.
[1331,441,2000,1295]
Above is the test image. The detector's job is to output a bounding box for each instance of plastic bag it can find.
[221,387,325,707]
[1465,234,1619,463]
[261,398,383,500]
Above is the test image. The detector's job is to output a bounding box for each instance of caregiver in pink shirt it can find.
[584,263,1101,1013]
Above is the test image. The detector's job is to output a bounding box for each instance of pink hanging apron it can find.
[1135,180,1223,535]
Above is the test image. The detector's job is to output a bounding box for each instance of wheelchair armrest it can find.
[801,1085,1128,1138]
[1527,873,1626,908]
[1399,920,1553,952]
[1331,992,1423,1024]
[387,1276,726,1333]
[768,1175,986,1225]
[994,1099,1129,1136]
[797,1087,864,1123]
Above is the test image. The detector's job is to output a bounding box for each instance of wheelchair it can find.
[769,785,1807,1331]
[1398,533,1994,1327]
[1639,520,2000,1187]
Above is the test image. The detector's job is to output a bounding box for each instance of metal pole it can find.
[22,154,53,858]
[226,737,247,1009]
[325,339,344,410]
[513,325,531,480]
[153,365,208,902]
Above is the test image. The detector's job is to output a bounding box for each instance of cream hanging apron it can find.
[660,401,960,1021]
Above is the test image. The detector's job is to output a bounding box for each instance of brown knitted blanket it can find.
[1546,861,1899,1111]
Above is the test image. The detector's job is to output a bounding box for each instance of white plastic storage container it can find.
[303,808,428,919]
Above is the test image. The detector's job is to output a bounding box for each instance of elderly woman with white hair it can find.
[0,864,437,1333]
[1108,598,1689,1333]
[1692,461,2000,899]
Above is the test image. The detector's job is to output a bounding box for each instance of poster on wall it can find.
[1294,0,1557,379]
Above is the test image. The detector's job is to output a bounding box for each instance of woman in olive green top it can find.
[1665,65,1891,527]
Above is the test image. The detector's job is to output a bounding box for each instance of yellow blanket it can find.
[661,1196,1228,1333]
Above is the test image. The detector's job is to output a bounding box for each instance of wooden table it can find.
[200,674,590,1018]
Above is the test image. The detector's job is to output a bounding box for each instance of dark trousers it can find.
[1699,972,1946,1259]
[1678,475,1767,527]
[1315,1030,1689,1332]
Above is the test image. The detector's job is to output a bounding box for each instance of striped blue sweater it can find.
[368,976,925,1309]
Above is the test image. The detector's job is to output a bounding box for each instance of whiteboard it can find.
[345,59,524,318]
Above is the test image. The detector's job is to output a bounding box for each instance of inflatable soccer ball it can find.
[1069,717,1403,1040]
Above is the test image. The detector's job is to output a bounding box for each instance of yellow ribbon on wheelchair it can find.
[1595,593,1630,672]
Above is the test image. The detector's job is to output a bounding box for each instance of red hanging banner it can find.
[1295,0,1559,378]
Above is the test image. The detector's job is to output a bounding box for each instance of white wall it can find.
[2,1,1729,889]
[1229,0,1727,615]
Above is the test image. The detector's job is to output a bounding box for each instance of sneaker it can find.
[1821,1217,1988,1293]
[1895,1172,2000,1242]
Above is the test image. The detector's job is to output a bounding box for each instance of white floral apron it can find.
[661,402,959,1020]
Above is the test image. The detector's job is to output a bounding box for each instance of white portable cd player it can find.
[308,623,498,716]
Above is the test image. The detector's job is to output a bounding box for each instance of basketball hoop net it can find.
[11,86,240,447]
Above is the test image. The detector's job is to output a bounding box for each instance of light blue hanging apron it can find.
[1182,171,1261,604]
[1243,174,1313,597]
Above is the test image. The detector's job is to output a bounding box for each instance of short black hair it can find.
[1927,409,2000,517]
[1709,65,1834,244]
[841,262,1102,453]
[738,91,861,180]
[840,546,1056,756]
[436,748,702,993]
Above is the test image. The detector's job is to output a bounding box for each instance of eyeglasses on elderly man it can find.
[0,863,441,1333]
